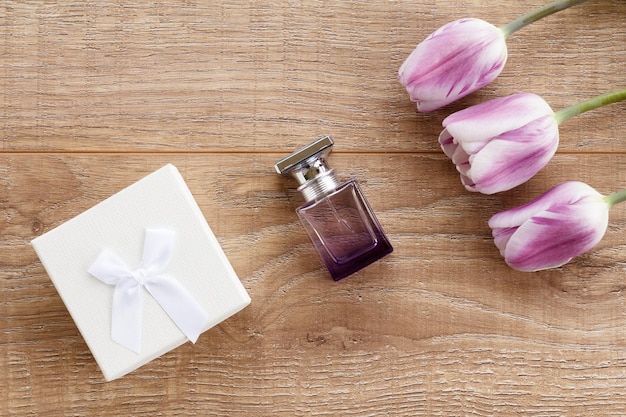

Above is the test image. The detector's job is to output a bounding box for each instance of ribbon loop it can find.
[88,229,209,353]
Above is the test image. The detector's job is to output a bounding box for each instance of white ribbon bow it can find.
[88,229,209,353]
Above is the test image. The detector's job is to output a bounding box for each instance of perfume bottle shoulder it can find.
[296,179,360,210]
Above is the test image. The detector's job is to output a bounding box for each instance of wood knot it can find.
[31,219,43,235]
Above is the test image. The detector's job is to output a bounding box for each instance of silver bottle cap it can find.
[275,135,341,202]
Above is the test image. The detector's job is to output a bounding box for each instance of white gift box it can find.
[31,164,251,381]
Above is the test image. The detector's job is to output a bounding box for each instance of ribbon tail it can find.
[111,278,144,353]
[145,276,209,343]
[89,250,144,353]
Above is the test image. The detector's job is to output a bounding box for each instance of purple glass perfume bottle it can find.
[275,135,393,281]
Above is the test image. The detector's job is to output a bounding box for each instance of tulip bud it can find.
[398,1,592,111]
[398,18,507,112]
[439,93,559,195]
[488,181,609,272]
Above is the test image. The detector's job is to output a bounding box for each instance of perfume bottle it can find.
[275,135,393,281]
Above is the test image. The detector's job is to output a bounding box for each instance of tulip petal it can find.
[503,202,609,272]
[443,93,554,155]
[451,145,470,171]
[488,181,603,229]
[491,226,517,256]
[464,115,559,194]
[460,173,476,190]
[438,129,456,159]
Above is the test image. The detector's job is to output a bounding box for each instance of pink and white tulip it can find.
[398,18,507,112]
[398,1,591,111]
[488,181,610,272]
[439,92,559,194]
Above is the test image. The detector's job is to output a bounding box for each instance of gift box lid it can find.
[31,164,251,381]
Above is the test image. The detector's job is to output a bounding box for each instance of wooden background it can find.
[2,1,626,415]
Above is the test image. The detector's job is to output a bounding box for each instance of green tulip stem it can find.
[500,0,589,39]
[554,88,626,125]
[605,189,626,209]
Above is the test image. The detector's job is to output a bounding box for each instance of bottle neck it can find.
[298,170,341,202]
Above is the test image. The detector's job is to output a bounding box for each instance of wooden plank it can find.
[3,153,626,415]
[0,1,624,152]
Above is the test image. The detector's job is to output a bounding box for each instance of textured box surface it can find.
[31,164,251,381]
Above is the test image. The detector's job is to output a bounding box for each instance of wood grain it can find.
[2,1,626,416]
